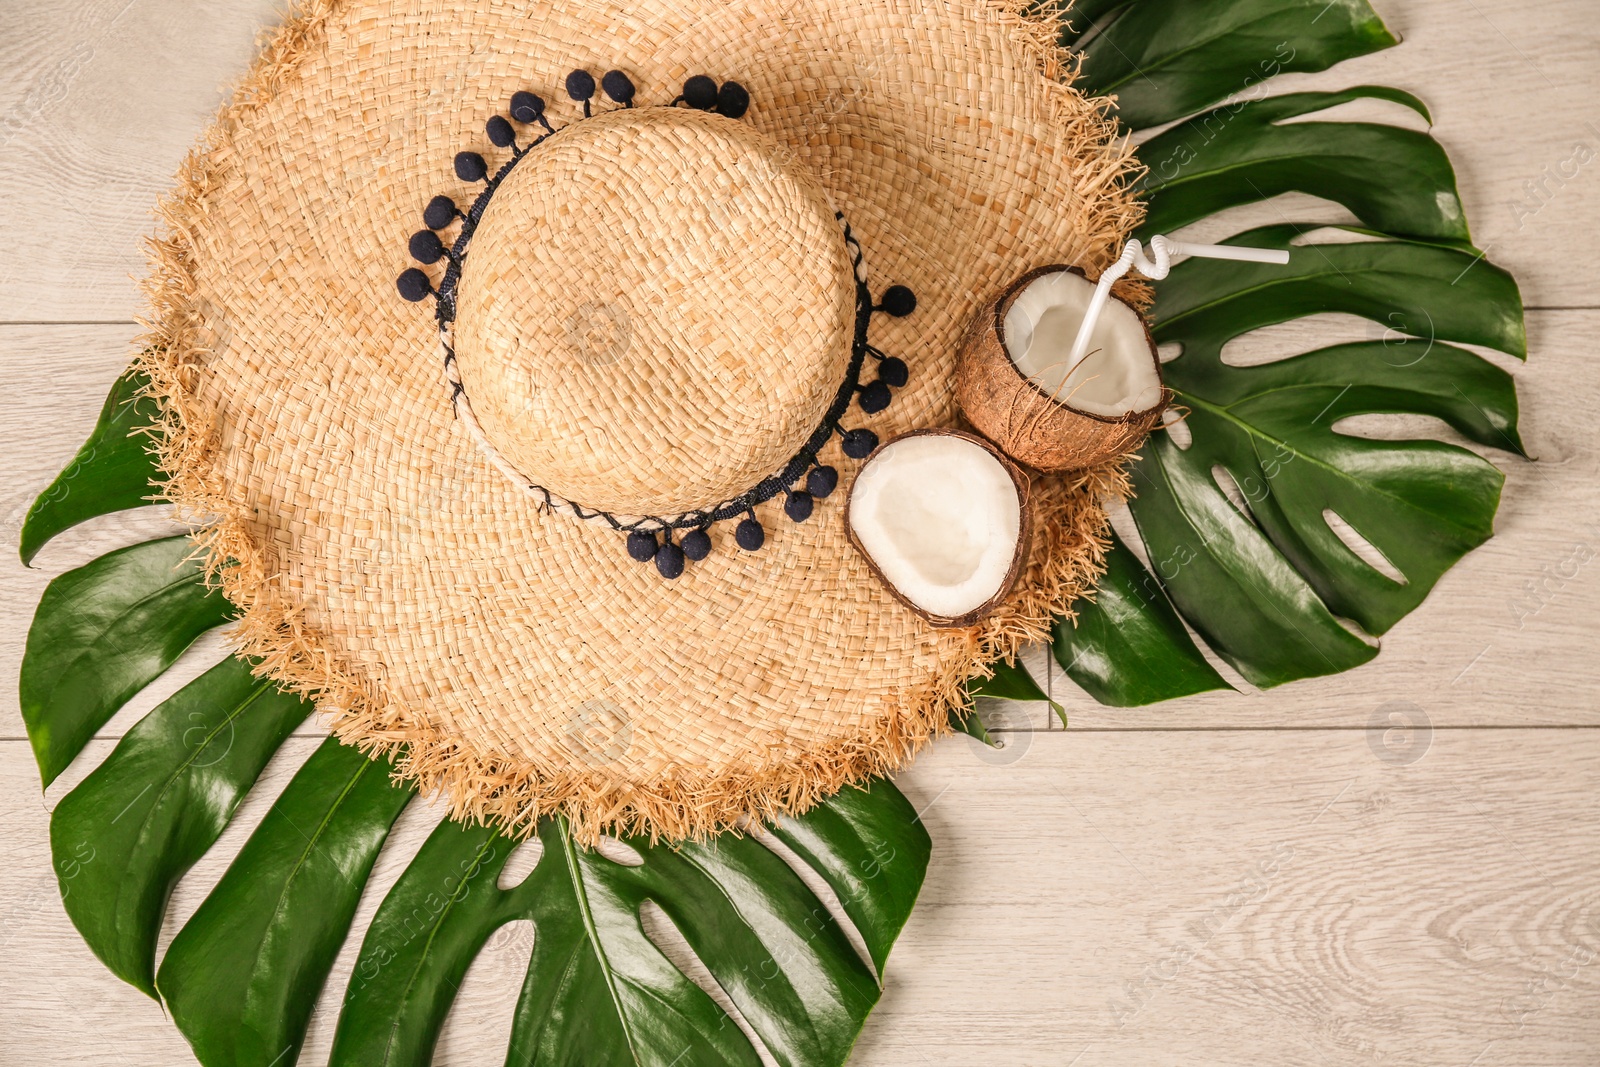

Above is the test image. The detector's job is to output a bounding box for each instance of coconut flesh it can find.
[1003,269,1163,416]
[847,431,1029,627]
[955,265,1166,472]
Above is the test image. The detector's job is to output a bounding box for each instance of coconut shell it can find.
[956,264,1168,472]
[845,429,1034,629]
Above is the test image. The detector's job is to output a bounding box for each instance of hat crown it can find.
[451,107,857,517]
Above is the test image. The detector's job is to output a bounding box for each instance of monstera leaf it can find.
[1135,87,1470,244]
[22,534,234,785]
[1053,0,1526,703]
[1070,0,1399,129]
[20,369,164,566]
[956,657,1067,743]
[1052,530,1228,707]
[51,656,315,996]
[19,0,1523,1063]
[23,442,929,1066]
[330,784,925,1067]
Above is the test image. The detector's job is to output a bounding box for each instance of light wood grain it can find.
[853,731,1600,1066]
[5,731,1598,1065]
[0,0,285,322]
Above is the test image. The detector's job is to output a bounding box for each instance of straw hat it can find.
[140,0,1143,842]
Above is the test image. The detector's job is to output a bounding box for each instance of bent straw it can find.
[1064,236,1292,368]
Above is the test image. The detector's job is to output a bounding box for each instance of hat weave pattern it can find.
[137,0,1145,842]
[445,217,886,525]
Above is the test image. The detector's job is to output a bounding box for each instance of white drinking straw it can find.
[1064,236,1292,367]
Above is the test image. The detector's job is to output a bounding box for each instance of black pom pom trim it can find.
[682,75,718,110]
[509,91,546,124]
[806,465,838,499]
[655,540,686,579]
[735,516,765,551]
[409,229,445,265]
[626,530,659,562]
[877,355,909,388]
[877,285,917,318]
[857,379,892,414]
[717,81,750,118]
[681,529,712,561]
[485,115,516,148]
[601,70,636,104]
[423,195,458,230]
[566,69,597,101]
[785,491,815,523]
[396,268,433,303]
[841,428,879,460]
[454,152,488,183]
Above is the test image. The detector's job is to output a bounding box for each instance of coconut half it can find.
[957,264,1167,471]
[846,429,1032,628]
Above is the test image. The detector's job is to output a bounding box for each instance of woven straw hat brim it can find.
[140,0,1143,843]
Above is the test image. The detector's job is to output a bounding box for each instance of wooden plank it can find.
[867,730,1600,1065]
[1,0,1596,321]
[0,0,284,321]
[4,730,1597,1064]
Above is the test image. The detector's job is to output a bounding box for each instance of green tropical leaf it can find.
[1138,87,1470,244]
[969,657,1066,725]
[1049,0,1525,703]
[1074,0,1398,128]
[333,780,928,1067]
[1104,226,1525,688]
[51,656,313,996]
[329,820,518,1067]
[1153,225,1525,360]
[947,703,995,745]
[1059,0,1129,39]
[504,822,876,1067]
[1165,338,1520,637]
[157,738,414,1067]
[1053,531,1231,706]
[20,368,165,566]
[21,535,233,786]
[1127,431,1381,688]
[767,780,930,975]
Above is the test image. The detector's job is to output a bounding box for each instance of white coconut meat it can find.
[1003,269,1162,417]
[848,433,1024,623]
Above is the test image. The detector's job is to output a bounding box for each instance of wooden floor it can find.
[3,1,1598,1064]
